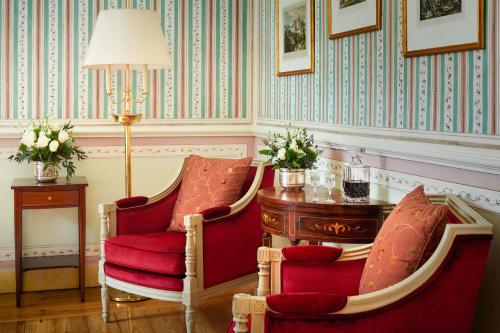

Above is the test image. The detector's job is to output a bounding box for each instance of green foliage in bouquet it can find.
[9,119,87,180]
[259,124,320,169]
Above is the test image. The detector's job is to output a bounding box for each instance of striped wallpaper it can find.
[256,0,499,135]
[0,0,251,121]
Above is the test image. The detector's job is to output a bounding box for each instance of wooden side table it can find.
[258,186,394,246]
[11,177,88,307]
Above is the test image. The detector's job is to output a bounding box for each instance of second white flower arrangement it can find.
[259,124,319,170]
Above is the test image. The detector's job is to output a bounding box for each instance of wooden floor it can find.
[0,285,252,333]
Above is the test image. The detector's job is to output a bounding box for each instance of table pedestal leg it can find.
[262,232,272,247]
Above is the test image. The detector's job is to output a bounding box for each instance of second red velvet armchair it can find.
[229,194,492,333]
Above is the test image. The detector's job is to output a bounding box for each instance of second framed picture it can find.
[276,0,315,76]
[328,0,382,40]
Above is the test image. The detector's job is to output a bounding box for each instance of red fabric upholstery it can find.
[115,196,149,209]
[447,211,463,224]
[104,262,183,291]
[267,293,347,315]
[203,165,275,288]
[262,236,491,333]
[105,232,186,276]
[282,246,343,262]
[239,165,257,199]
[116,184,180,235]
[200,206,231,220]
[281,259,365,296]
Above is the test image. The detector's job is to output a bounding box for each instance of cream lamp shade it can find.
[83,9,171,70]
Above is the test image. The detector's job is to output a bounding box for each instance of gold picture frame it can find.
[328,0,382,40]
[403,0,484,57]
[276,0,315,76]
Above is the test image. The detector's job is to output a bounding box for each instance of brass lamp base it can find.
[109,288,148,302]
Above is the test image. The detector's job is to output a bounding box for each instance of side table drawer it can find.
[298,215,379,242]
[21,190,80,207]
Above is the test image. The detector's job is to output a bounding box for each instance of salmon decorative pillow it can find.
[168,155,252,232]
[359,186,448,294]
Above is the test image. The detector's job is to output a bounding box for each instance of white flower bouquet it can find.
[9,119,87,180]
[259,124,320,170]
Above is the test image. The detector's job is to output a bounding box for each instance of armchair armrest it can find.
[115,196,148,209]
[266,292,347,316]
[282,245,343,262]
[200,206,231,220]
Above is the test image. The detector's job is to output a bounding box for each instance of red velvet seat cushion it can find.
[169,155,252,231]
[359,186,449,294]
[105,231,186,276]
[104,262,183,291]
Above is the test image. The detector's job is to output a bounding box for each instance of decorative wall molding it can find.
[0,121,254,139]
[370,168,500,214]
[0,244,100,262]
[255,121,500,175]
[0,143,247,160]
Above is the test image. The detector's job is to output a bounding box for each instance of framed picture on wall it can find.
[328,0,381,40]
[276,0,315,76]
[403,0,484,57]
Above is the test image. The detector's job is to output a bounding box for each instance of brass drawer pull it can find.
[48,196,52,201]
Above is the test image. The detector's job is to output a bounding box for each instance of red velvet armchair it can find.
[97,159,274,332]
[229,194,492,333]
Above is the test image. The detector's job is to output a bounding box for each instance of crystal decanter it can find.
[343,149,370,202]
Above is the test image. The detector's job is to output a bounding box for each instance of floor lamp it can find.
[84,6,171,198]
[84,6,171,302]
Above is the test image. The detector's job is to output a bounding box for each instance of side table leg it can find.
[14,191,22,307]
[262,232,272,247]
[78,188,86,302]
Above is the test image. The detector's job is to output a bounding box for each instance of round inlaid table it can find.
[257,186,394,246]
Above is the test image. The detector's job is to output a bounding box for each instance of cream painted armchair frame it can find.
[231,194,493,333]
[98,160,268,333]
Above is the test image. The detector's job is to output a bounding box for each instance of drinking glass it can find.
[324,172,336,203]
[309,170,320,202]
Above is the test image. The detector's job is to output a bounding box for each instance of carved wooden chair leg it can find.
[98,204,112,323]
[184,304,196,333]
[101,282,109,323]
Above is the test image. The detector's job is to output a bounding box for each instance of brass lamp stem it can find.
[112,63,143,198]
[123,64,132,197]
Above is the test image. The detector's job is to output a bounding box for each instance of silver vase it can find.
[34,161,59,183]
[279,168,305,190]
